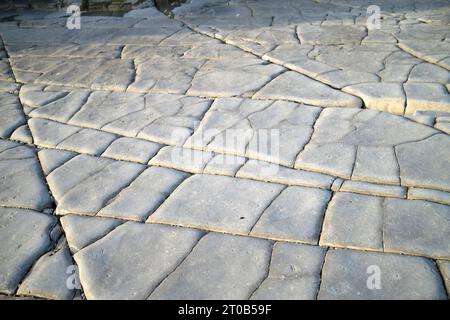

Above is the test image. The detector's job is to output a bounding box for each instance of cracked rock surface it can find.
[0,0,449,300]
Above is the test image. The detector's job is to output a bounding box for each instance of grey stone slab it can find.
[251,242,326,300]
[0,208,56,294]
[17,242,74,300]
[28,118,81,149]
[262,44,338,78]
[184,42,255,60]
[318,249,447,300]
[343,83,406,114]
[121,44,190,64]
[295,143,357,179]
[10,124,32,144]
[384,198,450,259]
[311,108,438,146]
[0,141,52,210]
[68,91,145,129]
[437,260,450,295]
[67,91,145,129]
[187,98,321,166]
[253,71,363,108]
[313,44,391,75]
[30,91,117,123]
[203,154,246,176]
[226,38,276,56]
[435,121,450,134]
[55,159,145,215]
[378,63,415,83]
[8,43,123,59]
[408,188,450,206]
[60,215,123,252]
[331,178,345,192]
[38,149,77,175]
[47,154,112,200]
[149,146,214,174]
[12,56,135,91]
[57,128,117,155]
[406,114,435,127]
[74,222,205,300]
[0,60,14,83]
[251,186,331,244]
[352,146,399,185]
[0,92,26,138]
[0,140,34,159]
[396,134,450,191]
[339,181,406,198]
[185,98,273,151]
[98,166,189,221]
[317,70,379,89]
[398,40,450,70]
[188,58,285,98]
[102,137,162,164]
[298,25,367,45]
[149,233,272,300]
[185,98,319,165]
[404,83,450,114]
[148,175,285,234]
[158,27,217,46]
[128,57,204,94]
[0,80,19,93]
[245,101,320,166]
[320,193,383,251]
[86,93,211,146]
[236,159,335,189]
[408,63,450,84]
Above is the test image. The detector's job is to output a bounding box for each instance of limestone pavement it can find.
[0,0,449,300]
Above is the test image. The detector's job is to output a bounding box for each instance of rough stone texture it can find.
[404,83,450,114]
[27,90,213,147]
[396,134,450,192]
[352,146,399,185]
[60,215,123,252]
[101,137,162,164]
[343,83,405,114]
[253,71,363,108]
[47,154,145,215]
[251,186,331,244]
[0,208,56,294]
[408,188,450,206]
[295,143,357,179]
[74,223,205,300]
[149,233,272,300]
[148,175,285,234]
[320,193,384,251]
[203,154,245,176]
[149,146,214,174]
[0,140,52,210]
[236,159,334,189]
[437,260,450,295]
[17,242,74,300]
[311,109,437,146]
[98,166,189,221]
[185,98,321,167]
[38,149,77,175]
[384,198,450,259]
[250,243,326,300]
[339,180,406,198]
[318,249,447,300]
[188,58,285,97]
[0,93,26,138]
